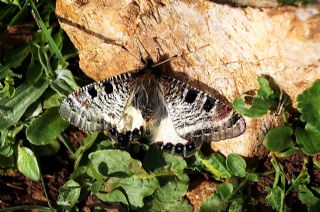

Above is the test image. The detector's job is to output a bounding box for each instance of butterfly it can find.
[59,60,246,157]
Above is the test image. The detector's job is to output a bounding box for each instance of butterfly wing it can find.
[59,72,138,133]
[160,76,246,148]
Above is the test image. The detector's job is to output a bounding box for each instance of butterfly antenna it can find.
[151,55,178,68]
[120,44,143,64]
[151,44,210,68]
[136,37,152,65]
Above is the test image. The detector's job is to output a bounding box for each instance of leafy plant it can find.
[0,0,78,188]
[296,80,320,155]
[233,76,279,118]
[0,0,319,211]
[234,76,320,211]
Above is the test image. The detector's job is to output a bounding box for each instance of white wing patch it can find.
[117,106,146,132]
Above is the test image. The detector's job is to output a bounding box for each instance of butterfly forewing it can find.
[59,72,137,132]
[160,76,246,144]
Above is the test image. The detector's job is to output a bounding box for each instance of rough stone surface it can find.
[56,0,320,157]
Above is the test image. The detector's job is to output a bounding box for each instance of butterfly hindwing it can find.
[59,72,137,133]
[160,76,246,146]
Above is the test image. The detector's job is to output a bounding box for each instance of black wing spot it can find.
[103,81,113,94]
[231,113,241,125]
[184,88,198,103]
[174,143,184,154]
[87,86,97,98]
[109,127,117,136]
[163,143,173,151]
[117,132,129,145]
[203,96,215,112]
[186,141,196,151]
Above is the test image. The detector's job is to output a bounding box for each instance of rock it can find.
[56,0,320,157]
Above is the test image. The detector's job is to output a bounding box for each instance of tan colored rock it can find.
[186,178,216,212]
[56,0,320,157]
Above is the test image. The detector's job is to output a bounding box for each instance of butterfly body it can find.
[59,62,246,157]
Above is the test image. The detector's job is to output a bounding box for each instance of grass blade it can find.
[29,0,65,62]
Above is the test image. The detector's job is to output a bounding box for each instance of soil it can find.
[0,149,71,208]
[0,127,80,209]
[245,151,312,211]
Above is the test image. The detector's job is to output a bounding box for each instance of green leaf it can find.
[0,68,18,80]
[17,146,40,181]
[22,101,43,120]
[233,76,276,118]
[8,0,29,25]
[256,76,274,97]
[233,96,270,118]
[1,0,21,7]
[89,150,159,208]
[226,154,246,177]
[196,152,231,180]
[0,79,49,130]
[95,189,128,206]
[297,80,320,130]
[43,93,62,109]
[103,176,159,208]
[275,146,299,158]
[50,69,79,96]
[89,150,143,176]
[104,175,158,208]
[152,175,189,203]
[53,29,64,51]
[265,186,285,211]
[263,126,294,152]
[0,130,15,167]
[200,194,223,212]
[296,126,320,155]
[26,107,69,145]
[200,183,233,212]
[229,197,244,212]
[142,199,193,212]
[74,132,99,170]
[216,183,233,201]
[143,148,191,209]
[289,168,310,192]
[0,143,14,157]
[1,45,30,73]
[57,180,81,210]
[298,185,320,212]
[144,147,187,176]
[0,76,16,98]
[246,173,259,182]
[32,140,60,156]
[26,61,43,83]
